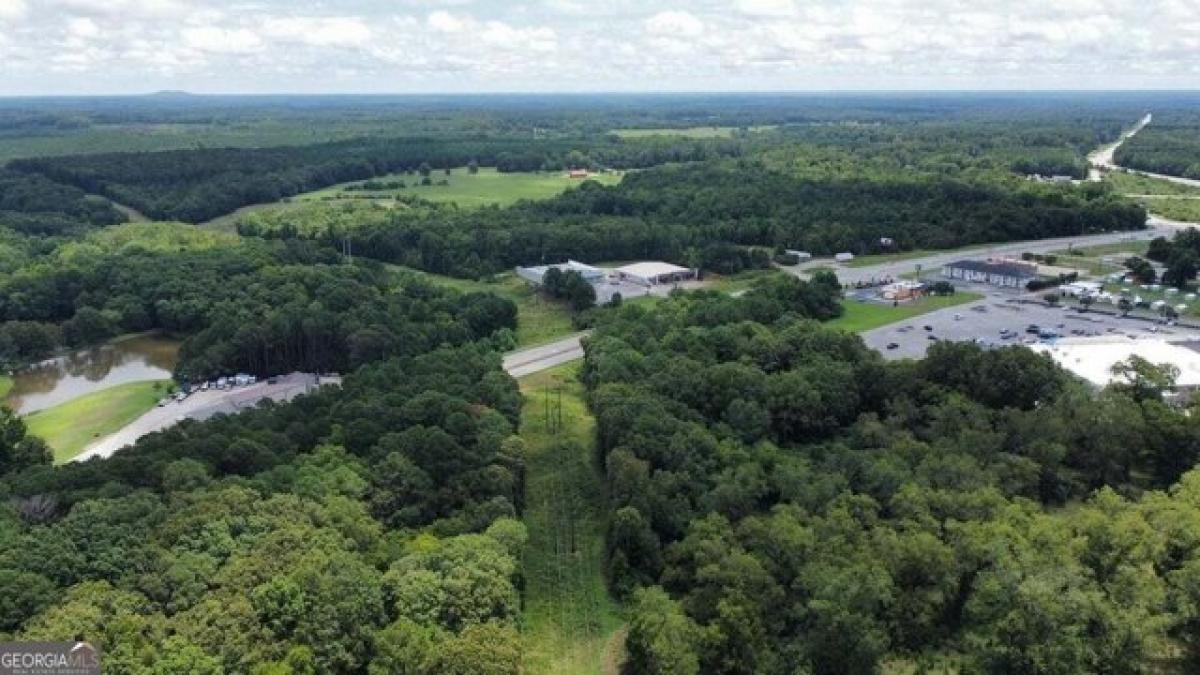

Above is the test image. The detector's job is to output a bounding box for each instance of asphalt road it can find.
[791,225,1170,288]
[1089,112,1200,189]
[502,333,589,379]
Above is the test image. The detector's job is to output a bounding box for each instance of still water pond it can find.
[4,334,180,415]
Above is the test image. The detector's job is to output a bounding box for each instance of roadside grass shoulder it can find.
[0,376,12,399]
[1106,171,1200,196]
[705,268,786,294]
[1138,198,1200,223]
[826,293,984,333]
[25,380,171,463]
[518,362,625,675]
[843,245,985,268]
[1057,240,1150,258]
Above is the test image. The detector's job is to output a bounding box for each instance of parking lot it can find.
[861,285,1200,360]
[73,372,338,462]
[592,276,706,303]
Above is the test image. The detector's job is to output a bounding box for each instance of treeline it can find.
[1115,120,1200,179]
[241,159,1145,279]
[9,135,745,222]
[0,346,530,673]
[0,168,125,236]
[585,287,1200,673]
[0,224,516,377]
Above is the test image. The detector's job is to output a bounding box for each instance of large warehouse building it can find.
[1032,338,1200,391]
[615,261,695,286]
[515,260,604,286]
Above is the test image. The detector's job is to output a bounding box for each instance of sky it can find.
[0,0,1197,95]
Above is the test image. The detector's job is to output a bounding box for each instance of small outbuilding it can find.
[835,252,855,263]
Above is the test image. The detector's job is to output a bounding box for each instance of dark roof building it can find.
[942,259,1037,288]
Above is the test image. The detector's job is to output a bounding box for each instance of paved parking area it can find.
[73,372,337,462]
[862,288,1200,360]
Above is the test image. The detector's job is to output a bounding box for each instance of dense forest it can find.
[0,168,125,236]
[0,222,516,377]
[587,287,1200,673]
[9,136,745,222]
[0,346,529,673]
[3,93,1200,674]
[242,159,1145,279]
[1116,114,1200,179]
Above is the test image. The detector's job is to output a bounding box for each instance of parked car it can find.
[1026,324,1040,333]
[926,334,938,341]
[923,325,933,331]
[886,342,899,350]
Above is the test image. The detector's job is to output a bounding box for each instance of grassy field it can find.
[518,362,625,675]
[705,267,787,294]
[826,293,984,333]
[25,380,171,463]
[612,125,775,139]
[1106,171,1200,196]
[1136,197,1200,223]
[0,375,12,399]
[392,267,576,348]
[297,167,623,209]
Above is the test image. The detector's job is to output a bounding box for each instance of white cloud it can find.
[427,10,465,33]
[645,10,704,37]
[57,0,187,19]
[0,0,27,21]
[182,26,264,54]
[735,0,796,18]
[262,17,373,47]
[66,17,100,38]
[1,0,1200,92]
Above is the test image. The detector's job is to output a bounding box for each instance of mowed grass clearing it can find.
[826,293,984,333]
[298,167,623,209]
[518,362,625,675]
[25,380,171,463]
[391,267,576,348]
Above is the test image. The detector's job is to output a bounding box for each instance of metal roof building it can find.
[616,261,694,286]
[515,260,604,286]
[1032,338,1200,390]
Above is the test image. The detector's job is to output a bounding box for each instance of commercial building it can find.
[942,259,1037,289]
[881,281,925,301]
[515,260,604,286]
[1032,338,1200,391]
[616,261,694,286]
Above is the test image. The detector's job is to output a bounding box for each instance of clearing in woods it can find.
[297,167,623,208]
[519,362,625,675]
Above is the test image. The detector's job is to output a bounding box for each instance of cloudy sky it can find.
[0,0,1197,95]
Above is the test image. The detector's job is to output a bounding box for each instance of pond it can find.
[4,334,180,415]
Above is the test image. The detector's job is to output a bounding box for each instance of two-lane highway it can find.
[503,332,589,378]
